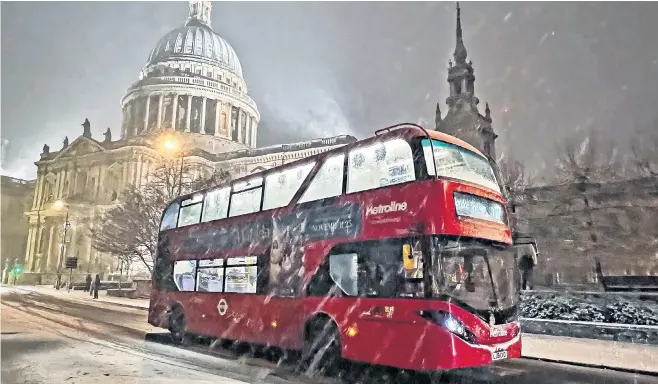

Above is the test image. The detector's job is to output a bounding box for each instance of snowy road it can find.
[1,287,657,384]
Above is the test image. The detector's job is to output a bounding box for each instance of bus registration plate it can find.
[491,350,507,361]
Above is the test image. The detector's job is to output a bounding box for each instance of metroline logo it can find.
[365,201,408,216]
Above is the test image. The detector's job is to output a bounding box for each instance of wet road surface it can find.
[2,287,657,384]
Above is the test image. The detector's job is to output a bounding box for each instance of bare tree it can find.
[629,119,658,177]
[91,159,230,273]
[554,130,620,185]
[497,156,528,204]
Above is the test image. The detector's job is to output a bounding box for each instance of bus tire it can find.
[300,317,342,377]
[168,306,186,345]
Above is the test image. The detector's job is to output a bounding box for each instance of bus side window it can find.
[298,154,345,204]
[307,261,341,297]
[160,202,180,231]
[346,139,416,194]
[329,239,418,299]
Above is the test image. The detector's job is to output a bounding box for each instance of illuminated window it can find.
[299,154,344,203]
[201,187,230,222]
[160,202,180,231]
[196,259,225,292]
[229,177,263,217]
[347,139,415,194]
[263,162,315,210]
[173,260,197,292]
[178,194,204,227]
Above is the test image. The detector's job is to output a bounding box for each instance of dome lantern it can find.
[188,0,212,27]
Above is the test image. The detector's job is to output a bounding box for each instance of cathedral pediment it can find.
[52,137,105,161]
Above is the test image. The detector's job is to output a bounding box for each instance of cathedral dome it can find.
[147,20,243,77]
[120,0,259,151]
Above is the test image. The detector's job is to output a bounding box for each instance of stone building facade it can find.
[1,176,34,273]
[516,178,658,287]
[20,1,355,284]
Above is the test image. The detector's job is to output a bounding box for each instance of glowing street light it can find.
[158,133,186,195]
[162,137,179,152]
[159,133,181,154]
[53,199,66,210]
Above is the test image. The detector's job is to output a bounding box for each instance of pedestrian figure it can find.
[85,274,92,292]
[93,274,100,299]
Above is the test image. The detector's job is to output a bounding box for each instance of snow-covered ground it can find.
[1,303,253,384]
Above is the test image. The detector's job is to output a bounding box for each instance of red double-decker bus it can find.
[148,123,534,373]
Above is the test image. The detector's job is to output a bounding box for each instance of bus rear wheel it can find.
[168,307,185,345]
[300,318,342,377]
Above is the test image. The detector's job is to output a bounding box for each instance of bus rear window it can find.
[422,139,500,193]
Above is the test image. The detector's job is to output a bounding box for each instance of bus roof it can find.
[425,129,485,158]
[174,124,487,203]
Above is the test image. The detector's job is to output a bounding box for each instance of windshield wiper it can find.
[483,255,500,310]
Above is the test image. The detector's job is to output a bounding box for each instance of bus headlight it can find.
[419,310,478,344]
[444,315,465,335]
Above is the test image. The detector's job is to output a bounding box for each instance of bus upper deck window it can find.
[160,202,180,231]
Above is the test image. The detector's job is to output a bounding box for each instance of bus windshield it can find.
[421,139,501,193]
[431,237,519,312]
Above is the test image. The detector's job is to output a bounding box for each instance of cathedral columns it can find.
[157,93,164,130]
[186,96,192,132]
[237,108,243,143]
[144,96,151,134]
[45,225,56,272]
[215,100,221,137]
[172,94,178,131]
[251,118,258,148]
[200,97,207,134]
[24,226,36,272]
[53,171,62,200]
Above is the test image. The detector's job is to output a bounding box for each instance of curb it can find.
[520,318,658,346]
[521,356,658,377]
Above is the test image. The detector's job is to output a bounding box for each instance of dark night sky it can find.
[2,1,657,179]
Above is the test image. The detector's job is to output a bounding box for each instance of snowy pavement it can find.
[3,285,658,383]
[1,301,251,384]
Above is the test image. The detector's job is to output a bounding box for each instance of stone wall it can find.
[515,177,658,286]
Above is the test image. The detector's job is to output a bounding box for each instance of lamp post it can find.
[53,200,70,290]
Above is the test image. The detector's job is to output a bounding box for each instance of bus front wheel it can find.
[300,317,342,377]
[168,306,185,345]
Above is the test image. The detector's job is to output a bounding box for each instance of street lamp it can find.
[53,199,71,290]
[159,133,186,196]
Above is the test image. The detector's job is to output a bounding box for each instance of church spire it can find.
[188,0,212,26]
[454,3,468,64]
